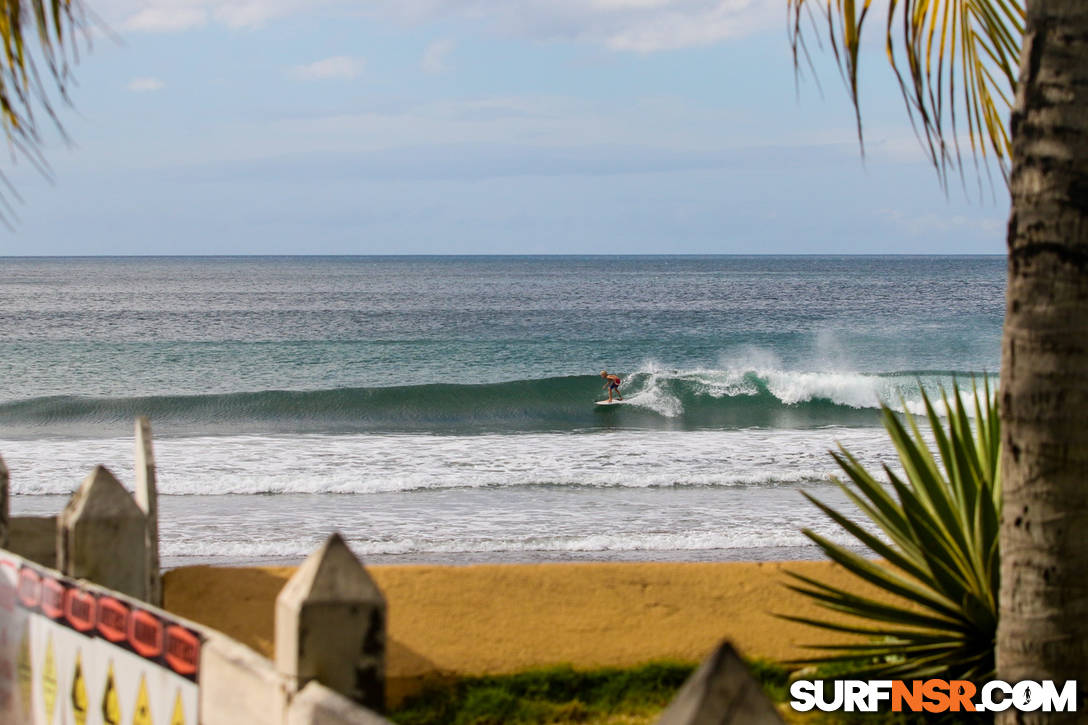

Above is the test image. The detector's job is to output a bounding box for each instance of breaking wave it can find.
[0,368,996,436]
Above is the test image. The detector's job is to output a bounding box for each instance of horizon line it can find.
[0,252,1008,259]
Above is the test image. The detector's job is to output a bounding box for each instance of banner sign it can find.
[0,551,201,724]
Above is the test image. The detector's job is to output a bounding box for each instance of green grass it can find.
[387,659,988,725]
[388,661,706,725]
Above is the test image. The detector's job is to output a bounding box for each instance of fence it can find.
[0,418,783,725]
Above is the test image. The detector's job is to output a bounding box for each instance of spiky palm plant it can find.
[782,380,1000,679]
[788,0,1088,709]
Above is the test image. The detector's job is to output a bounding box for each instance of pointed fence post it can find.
[58,466,149,601]
[134,417,162,606]
[655,641,785,725]
[275,533,387,712]
[0,454,8,549]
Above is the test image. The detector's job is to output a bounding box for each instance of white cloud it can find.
[421,39,455,74]
[379,0,778,52]
[600,2,776,51]
[591,0,675,8]
[103,0,776,51]
[127,77,166,92]
[104,0,333,32]
[122,6,206,32]
[288,56,365,82]
[211,0,317,28]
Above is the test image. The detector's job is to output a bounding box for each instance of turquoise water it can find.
[0,255,1004,565]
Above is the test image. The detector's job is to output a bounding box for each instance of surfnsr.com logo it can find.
[789,679,1078,714]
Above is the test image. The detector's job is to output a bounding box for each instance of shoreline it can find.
[164,559,878,704]
[158,544,846,569]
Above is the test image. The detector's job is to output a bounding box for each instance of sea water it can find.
[0,256,1004,566]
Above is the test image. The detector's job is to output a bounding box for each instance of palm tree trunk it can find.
[998,2,1088,721]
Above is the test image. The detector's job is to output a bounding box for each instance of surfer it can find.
[600,370,623,402]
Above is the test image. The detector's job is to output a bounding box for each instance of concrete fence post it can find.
[275,533,387,712]
[134,416,162,606]
[0,453,8,549]
[655,641,785,725]
[57,465,150,601]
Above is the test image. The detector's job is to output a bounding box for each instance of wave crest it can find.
[0,368,995,435]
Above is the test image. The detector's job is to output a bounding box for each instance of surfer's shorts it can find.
[609,382,619,389]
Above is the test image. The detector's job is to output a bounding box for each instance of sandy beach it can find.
[164,559,879,704]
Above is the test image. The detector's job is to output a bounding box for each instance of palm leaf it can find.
[780,380,1000,680]
[0,0,88,226]
[788,0,1024,188]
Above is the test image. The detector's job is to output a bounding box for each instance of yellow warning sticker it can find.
[16,628,30,716]
[132,673,153,725]
[72,651,88,725]
[170,690,185,725]
[41,633,57,722]
[101,662,120,725]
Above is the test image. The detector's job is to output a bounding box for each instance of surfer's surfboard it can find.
[595,400,623,406]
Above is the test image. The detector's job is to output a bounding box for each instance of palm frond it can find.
[0,0,88,227]
[780,380,1000,680]
[787,0,1024,189]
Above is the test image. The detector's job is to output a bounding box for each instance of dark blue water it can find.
[0,255,1002,426]
[0,256,1005,564]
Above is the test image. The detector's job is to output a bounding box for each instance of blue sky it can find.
[0,0,1009,255]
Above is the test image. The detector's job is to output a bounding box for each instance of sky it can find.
[0,0,1011,255]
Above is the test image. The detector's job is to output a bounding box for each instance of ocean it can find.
[0,255,1004,567]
